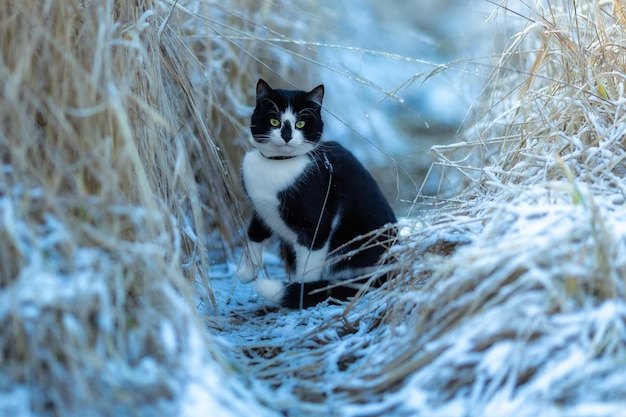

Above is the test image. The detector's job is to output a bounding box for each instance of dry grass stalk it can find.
[0,0,302,415]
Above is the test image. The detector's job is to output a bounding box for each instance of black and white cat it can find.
[236,79,396,308]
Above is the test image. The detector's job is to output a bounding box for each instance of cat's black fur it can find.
[238,79,396,308]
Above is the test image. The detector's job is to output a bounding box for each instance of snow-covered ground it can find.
[192,193,626,416]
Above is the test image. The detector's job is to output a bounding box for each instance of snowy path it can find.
[193,201,626,417]
[195,248,395,415]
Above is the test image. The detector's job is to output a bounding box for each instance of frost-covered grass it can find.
[0,0,281,415]
[2,0,626,416]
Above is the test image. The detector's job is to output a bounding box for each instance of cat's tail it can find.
[254,278,366,309]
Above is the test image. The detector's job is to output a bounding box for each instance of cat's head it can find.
[250,79,324,158]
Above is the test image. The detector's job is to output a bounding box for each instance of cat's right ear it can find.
[256,79,272,101]
[307,84,324,107]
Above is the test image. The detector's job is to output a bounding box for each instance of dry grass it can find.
[0,0,308,415]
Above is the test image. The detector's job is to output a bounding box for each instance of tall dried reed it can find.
[0,0,307,414]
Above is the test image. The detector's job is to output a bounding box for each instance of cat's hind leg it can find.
[253,243,330,307]
[293,243,329,283]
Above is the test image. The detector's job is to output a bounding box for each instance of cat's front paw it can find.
[235,259,259,283]
[236,241,265,283]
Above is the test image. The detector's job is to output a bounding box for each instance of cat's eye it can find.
[295,120,306,129]
[269,118,281,127]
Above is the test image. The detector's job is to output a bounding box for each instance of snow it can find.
[0,387,32,417]
[179,327,280,417]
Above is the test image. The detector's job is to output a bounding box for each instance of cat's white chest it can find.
[242,149,309,242]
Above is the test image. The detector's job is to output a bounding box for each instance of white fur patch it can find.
[281,107,297,128]
[243,149,309,244]
[254,278,285,303]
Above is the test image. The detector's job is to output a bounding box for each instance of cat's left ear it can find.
[307,84,324,107]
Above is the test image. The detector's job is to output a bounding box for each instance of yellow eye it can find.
[269,118,280,127]
[295,120,306,129]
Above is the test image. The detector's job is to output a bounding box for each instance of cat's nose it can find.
[281,121,292,142]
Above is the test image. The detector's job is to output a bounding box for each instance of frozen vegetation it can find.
[1,0,625,416]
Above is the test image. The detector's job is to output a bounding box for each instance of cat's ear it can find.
[307,84,324,107]
[256,79,272,101]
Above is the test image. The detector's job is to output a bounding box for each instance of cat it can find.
[236,79,397,308]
